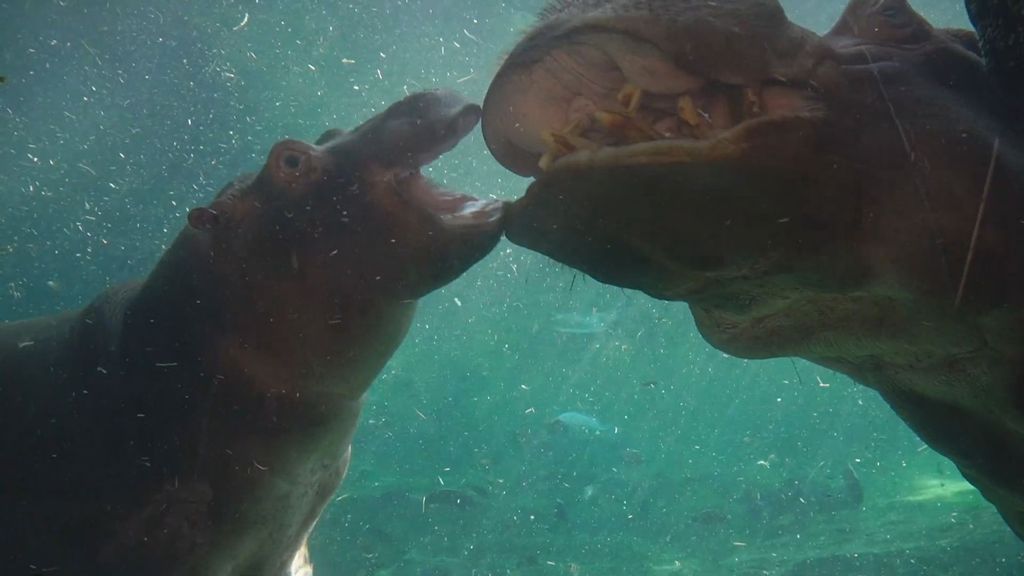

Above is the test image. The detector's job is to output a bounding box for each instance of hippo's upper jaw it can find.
[483,0,826,178]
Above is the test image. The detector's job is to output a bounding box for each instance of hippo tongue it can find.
[437,197,503,228]
[405,178,504,230]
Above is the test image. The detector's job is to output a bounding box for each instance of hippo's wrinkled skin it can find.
[483,0,1024,538]
[0,90,502,575]
[966,0,1024,105]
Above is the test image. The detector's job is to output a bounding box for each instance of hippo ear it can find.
[315,128,346,146]
[941,28,982,56]
[187,207,222,231]
[267,140,322,188]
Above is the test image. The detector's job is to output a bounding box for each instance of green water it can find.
[1,0,1021,574]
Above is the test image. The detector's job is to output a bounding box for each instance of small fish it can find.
[0,76,6,84]
[639,380,658,389]
[691,508,729,525]
[553,499,569,523]
[550,411,611,433]
[552,309,617,334]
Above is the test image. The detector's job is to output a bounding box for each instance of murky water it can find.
[1,1,1021,574]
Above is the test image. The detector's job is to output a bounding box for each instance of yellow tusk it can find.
[538,151,556,171]
[744,86,762,116]
[678,95,701,127]
[616,84,644,116]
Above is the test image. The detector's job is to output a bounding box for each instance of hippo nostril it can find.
[282,153,303,171]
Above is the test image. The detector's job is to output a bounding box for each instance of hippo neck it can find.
[121,228,227,373]
[124,226,416,404]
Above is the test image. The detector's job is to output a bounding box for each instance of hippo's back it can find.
[0,288,171,573]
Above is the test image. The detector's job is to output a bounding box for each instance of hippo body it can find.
[483,0,1024,538]
[0,90,502,575]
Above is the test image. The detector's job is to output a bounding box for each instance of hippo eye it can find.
[875,0,908,22]
[268,140,318,184]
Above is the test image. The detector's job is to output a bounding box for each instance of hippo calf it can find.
[0,90,502,575]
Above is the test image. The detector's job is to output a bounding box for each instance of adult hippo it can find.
[965,0,1024,105]
[483,0,1024,538]
[0,90,502,575]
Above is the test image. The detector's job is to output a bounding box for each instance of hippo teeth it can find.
[537,81,818,171]
[398,174,503,230]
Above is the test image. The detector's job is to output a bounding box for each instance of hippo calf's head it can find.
[187,90,503,305]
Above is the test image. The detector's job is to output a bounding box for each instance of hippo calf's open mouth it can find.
[336,90,501,232]
[314,90,502,245]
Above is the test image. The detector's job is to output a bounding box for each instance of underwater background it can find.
[1,0,1022,574]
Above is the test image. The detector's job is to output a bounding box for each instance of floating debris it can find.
[623,448,645,464]
[551,309,617,334]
